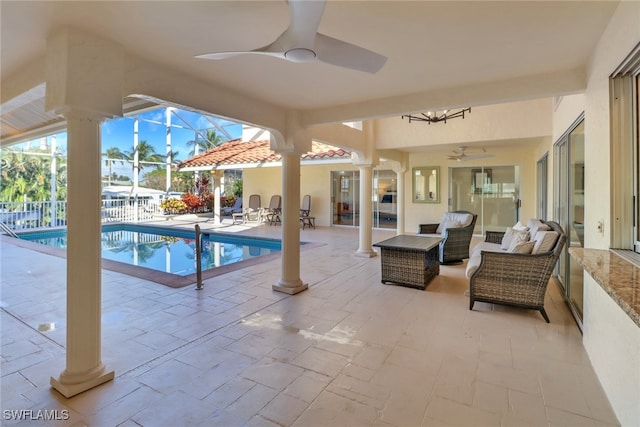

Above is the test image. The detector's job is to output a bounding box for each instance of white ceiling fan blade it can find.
[195,50,284,61]
[314,33,387,74]
[458,154,494,162]
[287,0,326,48]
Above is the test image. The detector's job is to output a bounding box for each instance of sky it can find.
[101,107,243,163]
[2,107,244,181]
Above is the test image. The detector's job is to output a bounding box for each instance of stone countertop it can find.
[569,248,640,328]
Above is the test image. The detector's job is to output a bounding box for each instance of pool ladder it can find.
[0,221,18,238]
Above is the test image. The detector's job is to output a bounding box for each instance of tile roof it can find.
[178,139,351,169]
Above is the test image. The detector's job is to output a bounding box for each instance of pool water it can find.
[18,224,281,276]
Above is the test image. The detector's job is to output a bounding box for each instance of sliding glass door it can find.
[332,171,359,226]
[331,169,397,230]
[449,165,520,234]
[554,117,585,325]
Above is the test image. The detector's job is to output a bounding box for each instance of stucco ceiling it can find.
[0,0,620,141]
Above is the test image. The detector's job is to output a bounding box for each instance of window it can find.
[610,42,640,252]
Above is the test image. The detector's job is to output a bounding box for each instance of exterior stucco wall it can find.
[243,162,357,228]
[405,142,541,233]
[376,98,552,150]
[573,2,640,426]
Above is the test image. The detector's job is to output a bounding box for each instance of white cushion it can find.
[439,220,462,236]
[500,227,515,249]
[510,240,535,254]
[501,228,530,250]
[512,221,529,231]
[526,219,551,240]
[465,255,482,278]
[507,230,531,252]
[436,212,473,233]
[532,230,559,254]
[471,242,503,257]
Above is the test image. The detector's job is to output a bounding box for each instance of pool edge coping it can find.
[2,232,325,288]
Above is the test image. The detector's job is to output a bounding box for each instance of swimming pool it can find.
[18,224,282,277]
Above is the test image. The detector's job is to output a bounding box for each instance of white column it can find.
[50,111,114,398]
[212,170,221,225]
[50,135,57,226]
[165,108,173,193]
[355,164,377,257]
[273,152,308,294]
[395,167,406,235]
[133,117,139,222]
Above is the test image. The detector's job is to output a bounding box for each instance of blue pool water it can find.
[18,224,281,276]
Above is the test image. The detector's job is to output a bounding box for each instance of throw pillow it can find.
[501,228,529,250]
[512,221,529,231]
[526,218,551,240]
[510,240,535,254]
[501,227,515,250]
[507,230,530,252]
[532,231,559,254]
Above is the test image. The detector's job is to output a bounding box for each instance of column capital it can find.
[57,106,117,123]
[270,110,312,155]
[46,27,123,120]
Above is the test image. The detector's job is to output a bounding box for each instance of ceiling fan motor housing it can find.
[284,48,317,63]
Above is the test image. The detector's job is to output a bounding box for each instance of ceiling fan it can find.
[195,0,387,74]
[447,147,494,162]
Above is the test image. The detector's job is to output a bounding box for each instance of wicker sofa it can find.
[418,210,477,264]
[466,219,566,323]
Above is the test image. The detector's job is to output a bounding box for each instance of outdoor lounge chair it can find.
[418,210,477,264]
[300,195,315,229]
[221,197,242,215]
[243,194,262,222]
[264,195,282,225]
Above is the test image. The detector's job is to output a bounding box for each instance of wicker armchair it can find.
[418,211,478,264]
[469,220,566,323]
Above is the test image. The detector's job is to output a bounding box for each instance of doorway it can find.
[554,116,585,326]
[449,165,520,234]
[331,169,397,230]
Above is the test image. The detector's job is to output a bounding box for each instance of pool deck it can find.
[0,218,619,426]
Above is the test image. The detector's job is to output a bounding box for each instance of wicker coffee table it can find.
[373,235,442,290]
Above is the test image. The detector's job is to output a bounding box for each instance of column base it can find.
[355,249,378,258]
[273,280,308,295]
[50,365,114,398]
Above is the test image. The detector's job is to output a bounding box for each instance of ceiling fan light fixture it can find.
[402,107,471,125]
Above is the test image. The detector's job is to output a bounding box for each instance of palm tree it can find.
[186,129,225,157]
[102,147,126,185]
[124,140,165,173]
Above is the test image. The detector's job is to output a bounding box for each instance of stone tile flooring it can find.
[0,218,619,426]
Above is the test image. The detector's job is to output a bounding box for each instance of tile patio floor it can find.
[0,218,619,426]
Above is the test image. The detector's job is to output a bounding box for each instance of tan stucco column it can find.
[273,152,308,294]
[355,164,377,257]
[50,110,115,397]
[45,27,123,398]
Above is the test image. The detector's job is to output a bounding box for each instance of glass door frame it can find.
[553,113,585,329]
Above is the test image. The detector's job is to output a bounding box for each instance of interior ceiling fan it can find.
[447,147,494,162]
[195,0,387,74]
